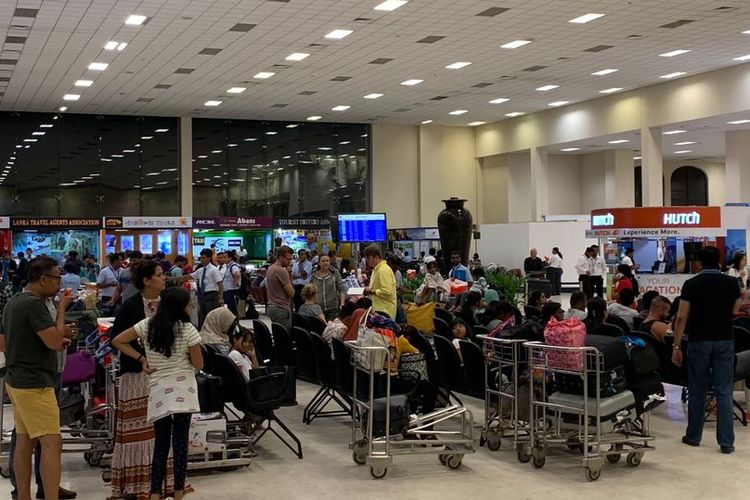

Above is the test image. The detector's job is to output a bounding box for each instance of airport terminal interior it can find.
[1,0,750,498]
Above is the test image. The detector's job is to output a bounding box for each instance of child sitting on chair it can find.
[228,326,260,383]
[450,318,470,364]
[299,283,327,324]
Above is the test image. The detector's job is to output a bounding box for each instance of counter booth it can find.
[11,217,102,270]
[192,216,274,266]
[103,216,192,264]
[588,206,725,300]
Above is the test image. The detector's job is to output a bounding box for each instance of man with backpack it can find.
[223,251,242,316]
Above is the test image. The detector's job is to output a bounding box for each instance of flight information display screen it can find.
[337,213,387,242]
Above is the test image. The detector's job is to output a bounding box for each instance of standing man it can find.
[363,245,397,319]
[291,249,312,311]
[222,251,242,316]
[15,252,28,283]
[672,246,741,454]
[0,257,78,500]
[97,253,122,312]
[112,251,143,306]
[2,251,17,285]
[191,249,224,327]
[448,252,472,284]
[266,246,295,332]
[576,247,594,300]
[622,247,638,275]
[590,245,608,298]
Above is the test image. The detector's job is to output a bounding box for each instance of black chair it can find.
[593,323,625,337]
[331,338,355,399]
[271,323,295,367]
[433,317,452,339]
[291,326,318,382]
[202,350,303,459]
[307,316,327,336]
[472,325,490,348]
[523,306,542,322]
[632,316,644,331]
[432,335,465,405]
[434,307,454,324]
[293,313,311,331]
[252,320,275,366]
[303,334,351,424]
[458,340,485,398]
[734,317,750,336]
[734,325,750,353]
[605,315,631,333]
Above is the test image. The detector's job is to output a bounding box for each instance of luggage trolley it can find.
[477,336,529,452]
[522,342,656,482]
[347,341,475,479]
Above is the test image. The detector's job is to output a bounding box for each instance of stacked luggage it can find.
[556,335,627,398]
[623,335,665,414]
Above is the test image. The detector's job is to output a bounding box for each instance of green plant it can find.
[485,269,527,306]
[401,274,424,303]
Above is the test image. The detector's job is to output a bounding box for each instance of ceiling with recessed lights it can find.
[1,0,750,126]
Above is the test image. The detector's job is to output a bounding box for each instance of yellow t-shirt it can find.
[389,336,419,374]
[370,260,397,319]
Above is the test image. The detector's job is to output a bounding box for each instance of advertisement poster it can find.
[105,234,116,255]
[178,232,189,256]
[121,235,134,252]
[13,230,100,263]
[139,234,153,255]
[158,233,172,254]
[726,229,747,263]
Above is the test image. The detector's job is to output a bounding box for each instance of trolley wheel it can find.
[101,470,112,483]
[370,466,387,479]
[446,454,463,470]
[84,451,103,467]
[0,466,9,478]
[531,447,546,469]
[607,444,623,464]
[585,466,602,482]
[439,454,448,465]
[626,451,643,467]
[517,445,531,464]
[485,431,502,451]
[352,440,368,466]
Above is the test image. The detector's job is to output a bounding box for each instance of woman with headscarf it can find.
[199,307,238,354]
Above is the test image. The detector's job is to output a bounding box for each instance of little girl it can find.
[299,283,327,324]
[449,318,470,364]
[228,326,260,382]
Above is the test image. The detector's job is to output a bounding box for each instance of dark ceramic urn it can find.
[438,197,473,270]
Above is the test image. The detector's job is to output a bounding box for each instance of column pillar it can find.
[530,147,549,221]
[179,116,193,216]
[725,130,750,203]
[641,126,664,206]
[604,149,635,207]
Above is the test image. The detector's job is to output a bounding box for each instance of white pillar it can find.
[604,149,635,207]
[641,126,664,206]
[530,147,549,221]
[179,116,193,216]
[725,130,750,204]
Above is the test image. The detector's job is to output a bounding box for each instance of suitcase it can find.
[59,391,85,426]
[556,365,627,398]
[367,394,410,437]
[585,334,627,370]
[196,372,223,413]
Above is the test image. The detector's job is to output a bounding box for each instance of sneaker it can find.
[720,445,735,454]
[681,436,700,447]
[36,487,77,499]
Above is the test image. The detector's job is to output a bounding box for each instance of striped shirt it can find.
[133,318,201,382]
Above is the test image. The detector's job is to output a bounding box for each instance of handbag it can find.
[61,350,96,387]
[543,317,586,370]
[398,352,428,381]
[404,302,435,332]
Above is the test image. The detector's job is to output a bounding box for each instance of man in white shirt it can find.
[590,245,608,298]
[222,251,242,317]
[575,247,594,300]
[97,253,122,312]
[622,247,638,275]
[192,249,224,328]
[291,249,313,311]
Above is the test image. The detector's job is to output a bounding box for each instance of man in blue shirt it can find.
[448,252,472,284]
[291,249,313,311]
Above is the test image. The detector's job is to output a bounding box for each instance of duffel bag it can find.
[196,372,223,413]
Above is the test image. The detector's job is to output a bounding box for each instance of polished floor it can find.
[0,382,747,499]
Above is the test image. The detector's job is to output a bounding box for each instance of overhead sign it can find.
[11,217,102,230]
[274,217,332,229]
[193,216,273,229]
[588,207,722,238]
[104,217,192,229]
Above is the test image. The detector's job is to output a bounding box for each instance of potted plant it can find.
[485,265,527,307]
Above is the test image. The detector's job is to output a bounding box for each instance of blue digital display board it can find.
[337,213,387,243]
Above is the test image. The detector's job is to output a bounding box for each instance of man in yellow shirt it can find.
[363,245,397,319]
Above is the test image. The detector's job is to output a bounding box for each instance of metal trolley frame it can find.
[347,341,475,479]
[521,342,656,482]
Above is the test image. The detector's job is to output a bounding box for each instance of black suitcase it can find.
[556,365,627,398]
[585,334,627,370]
[367,394,410,437]
[196,372,224,412]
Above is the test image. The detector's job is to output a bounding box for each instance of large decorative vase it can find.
[438,197,473,270]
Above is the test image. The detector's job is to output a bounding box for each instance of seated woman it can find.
[299,283,327,324]
[486,300,518,336]
[200,307,237,354]
[228,326,261,382]
[640,295,672,342]
[419,260,449,304]
[469,266,488,295]
[583,297,608,335]
[454,290,482,326]
[527,290,548,310]
[540,302,564,328]
[449,317,471,363]
[613,264,639,300]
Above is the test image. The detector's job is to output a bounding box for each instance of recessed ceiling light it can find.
[125,14,147,26]
[549,100,570,107]
[744,30,750,34]
[608,139,630,144]
[421,120,433,124]
[592,68,619,76]
[569,13,605,24]
[307,116,322,121]
[319,147,332,151]
[39,124,53,128]
[339,141,351,145]
[226,87,247,94]
[325,29,353,40]
[286,124,299,129]
[501,40,532,49]
[733,54,750,61]
[660,71,687,79]
[23,139,37,143]
[561,147,581,152]
[674,150,692,154]
[634,156,642,160]
[63,94,80,101]
[363,93,384,99]
[401,79,423,86]
[536,84,559,91]
[117,42,128,51]
[74,80,93,87]
[124,149,136,153]
[449,109,468,115]
[374,0,408,11]
[663,129,686,135]
[244,137,258,141]
[505,112,525,117]
[659,49,691,57]
[467,121,486,126]
[446,61,471,69]
[88,62,109,71]
[211,150,222,154]
[674,141,695,146]
[253,72,275,79]
[286,52,310,61]
[727,119,750,125]
[155,128,169,133]
[227,143,238,147]
[332,105,351,111]
[32,131,45,136]
[204,100,222,106]
[599,87,623,94]
[489,97,510,104]
[104,41,118,50]
[140,136,153,140]
[266,131,278,135]
[111,154,124,158]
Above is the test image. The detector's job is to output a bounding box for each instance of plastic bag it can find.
[543,316,586,370]
[449,278,469,295]
[404,302,435,332]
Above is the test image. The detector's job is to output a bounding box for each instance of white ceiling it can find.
[1,0,750,126]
